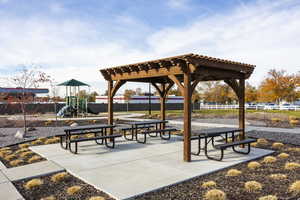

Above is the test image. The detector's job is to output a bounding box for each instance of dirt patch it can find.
[13,171,115,200]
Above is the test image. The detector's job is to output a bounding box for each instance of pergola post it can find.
[238,78,245,141]
[183,71,192,162]
[160,84,166,129]
[107,80,113,135]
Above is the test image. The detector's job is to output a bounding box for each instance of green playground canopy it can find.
[57,79,89,87]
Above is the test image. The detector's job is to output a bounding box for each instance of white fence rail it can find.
[199,104,300,111]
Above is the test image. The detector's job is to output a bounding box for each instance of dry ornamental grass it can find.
[226,169,242,177]
[248,161,261,170]
[284,162,300,170]
[269,174,287,180]
[262,156,277,164]
[244,181,262,192]
[257,138,269,146]
[40,195,56,200]
[19,151,34,158]
[89,196,106,200]
[24,178,43,190]
[277,153,289,159]
[51,172,69,182]
[28,155,42,163]
[204,189,226,200]
[67,185,82,195]
[289,181,300,194]
[258,195,278,200]
[15,148,29,154]
[9,159,24,167]
[4,154,16,161]
[18,143,29,148]
[272,142,284,149]
[202,181,217,188]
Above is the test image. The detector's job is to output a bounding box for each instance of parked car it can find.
[264,103,279,110]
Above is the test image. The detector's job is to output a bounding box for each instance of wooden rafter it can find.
[111,80,126,97]
[168,75,184,93]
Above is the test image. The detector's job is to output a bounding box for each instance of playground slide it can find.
[57,105,70,117]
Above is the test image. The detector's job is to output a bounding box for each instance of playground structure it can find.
[57,79,97,117]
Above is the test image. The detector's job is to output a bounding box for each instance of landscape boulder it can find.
[15,130,25,139]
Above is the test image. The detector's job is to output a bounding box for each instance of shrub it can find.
[89,197,106,200]
[18,143,29,148]
[251,142,258,147]
[16,148,29,154]
[258,195,278,200]
[67,186,81,195]
[257,138,268,145]
[287,147,300,152]
[262,156,277,164]
[19,151,34,158]
[202,181,217,188]
[277,153,289,159]
[51,172,69,182]
[28,155,42,163]
[285,162,300,170]
[244,181,262,192]
[269,174,287,180]
[24,178,43,190]
[40,195,56,200]
[9,159,24,167]
[289,116,298,121]
[0,150,12,157]
[226,169,242,177]
[272,142,284,149]
[45,137,59,144]
[271,118,281,123]
[247,161,261,170]
[204,189,226,200]
[70,135,79,140]
[31,140,43,145]
[4,154,17,161]
[289,180,300,194]
[86,133,95,138]
[0,147,10,151]
[290,120,299,126]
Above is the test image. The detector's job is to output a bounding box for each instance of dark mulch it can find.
[248,130,300,146]
[13,171,115,200]
[136,141,300,200]
[0,143,47,168]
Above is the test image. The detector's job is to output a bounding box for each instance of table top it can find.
[127,120,168,126]
[193,127,243,137]
[64,124,115,132]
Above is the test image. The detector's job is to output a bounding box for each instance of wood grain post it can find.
[108,80,113,135]
[238,78,245,141]
[183,71,192,162]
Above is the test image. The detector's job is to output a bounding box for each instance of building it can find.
[95,95,184,104]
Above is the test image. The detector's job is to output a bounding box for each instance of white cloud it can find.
[166,0,190,9]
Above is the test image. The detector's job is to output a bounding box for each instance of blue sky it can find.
[0,0,299,95]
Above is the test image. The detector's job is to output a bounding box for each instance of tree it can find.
[123,89,136,102]
[201,81,237,104]
[245,82,258,103]
[9,65,51,135]
[168,86,181,96]
[88,91,99,102]
[257,69,299,103]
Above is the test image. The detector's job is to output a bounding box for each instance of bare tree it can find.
[8,65,51,135]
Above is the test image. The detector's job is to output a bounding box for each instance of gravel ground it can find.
[247,130,300,146]
[0,127,67,147]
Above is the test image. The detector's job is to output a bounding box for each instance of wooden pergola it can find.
[100,53,255,162]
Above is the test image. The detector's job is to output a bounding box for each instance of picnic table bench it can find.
[191,128,257,161]
[122,120,177,143]
[60,124,121,154]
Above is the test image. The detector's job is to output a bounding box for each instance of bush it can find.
[31,140,43,145]
[24,178,43,190]
[250,142,258,147]
[247,161,261,170]
[67,186,81,195]
[51,172,69,182]
[9,159,24,167]
[18,143,29,148]
[202,181,217,188]
[89,197,106,200]
[19,151,34,158]
[285,162,300,170]
[289,180,300,194]
[0,147,10,151]
[16,148,29,154]
[272,142,284,149]
[271,118,281,123]
[45,137,60,144]
[28,155,42,163]
[204,189,226,200]
[277,153,289,159]
[226,169,242,177]
[244,181,262,192]
[0,150,12,157]
[262,156,277,164]
[4,154,17,161]
[290,120,299,126]
[287,147,300,152]
[258,195,278,200]
[40,195,56,200]
[257,138,268,145]
[269,174,287,180]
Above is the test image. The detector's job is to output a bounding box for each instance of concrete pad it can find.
[0,170,9,183]
[0,181,23,200]
[31,136,273,200]
[2,160,64,181]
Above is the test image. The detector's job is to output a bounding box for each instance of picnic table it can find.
[122,120,177,143]
[59,124,121,154]
[190,128,256,161]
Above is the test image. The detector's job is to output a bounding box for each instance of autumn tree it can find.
[257,69,299,103]
[200,81,236,104]
[123,89,136,102]
[168,86,181,96]
[245,82,258,103]
[88,91,99,102]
